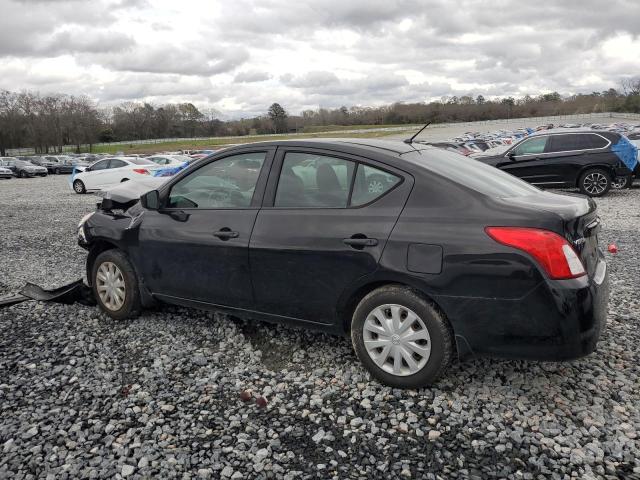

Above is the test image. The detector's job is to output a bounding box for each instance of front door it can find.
[498,135,553,184]
[249,148,411,324]
[134,149,273,308]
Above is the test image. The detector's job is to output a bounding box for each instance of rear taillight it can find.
[485,227,586,280]
[132,168,149,175]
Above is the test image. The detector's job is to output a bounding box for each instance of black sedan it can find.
[476,130,637,196]
[77,139,609,388]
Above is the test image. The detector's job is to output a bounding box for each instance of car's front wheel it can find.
[579,168,611,197]
[351,285,454,388]
[92,249,141,320]
[73,179,86,194]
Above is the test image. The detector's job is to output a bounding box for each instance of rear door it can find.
[100,159,129,186]
[541,133,602,185]
[135,149,274,308]
[249,148,412,324]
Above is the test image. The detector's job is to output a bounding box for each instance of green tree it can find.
[268,102,288,133]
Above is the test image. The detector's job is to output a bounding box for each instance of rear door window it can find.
[546,134,594,153]
[109,159,128,169]
[274,153,355,208]
[512,137,548,156]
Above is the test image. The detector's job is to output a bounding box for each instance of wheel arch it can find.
[575,164,616,187]
[338,278,451,337]
[85,239,121,285]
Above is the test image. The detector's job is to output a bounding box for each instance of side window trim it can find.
[159,148,275,210]
[263,147,406,209]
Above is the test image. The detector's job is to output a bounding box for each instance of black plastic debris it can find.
[0,279,96,309]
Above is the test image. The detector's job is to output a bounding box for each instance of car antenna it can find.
[403,122,431,144]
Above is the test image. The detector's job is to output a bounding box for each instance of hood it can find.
[98,177,167,207]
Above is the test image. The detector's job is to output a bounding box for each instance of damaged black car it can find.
[77,139,610,388]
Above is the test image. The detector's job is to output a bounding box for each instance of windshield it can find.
[407,149,541,198]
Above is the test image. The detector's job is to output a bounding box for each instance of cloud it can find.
[234,70,272,83]
[0,0,639,117]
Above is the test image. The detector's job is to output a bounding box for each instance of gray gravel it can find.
[1,175,639,479]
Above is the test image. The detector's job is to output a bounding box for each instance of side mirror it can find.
[140,190,160,210]
[507,151,516,161]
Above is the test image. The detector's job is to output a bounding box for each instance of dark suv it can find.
[477,130,637,196]
[77,139,609,388]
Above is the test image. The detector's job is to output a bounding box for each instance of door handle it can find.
[213,228,239,240]
[343,237,378,248]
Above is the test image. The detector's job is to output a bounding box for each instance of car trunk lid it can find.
[504,192,601,276]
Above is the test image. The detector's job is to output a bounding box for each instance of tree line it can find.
[1,80,640,155]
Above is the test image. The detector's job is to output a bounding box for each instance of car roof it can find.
[530,128,612,136]
[226,138,429,157]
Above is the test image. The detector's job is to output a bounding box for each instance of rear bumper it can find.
[440,256,609,361]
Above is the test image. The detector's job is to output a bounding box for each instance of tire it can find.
[73,179,86,194]
[54,168,60,175]
[91,249,141,320]
[611,174,632,190]
[18,170,26,178]
[578,168,611,197]
[351,285,454,388]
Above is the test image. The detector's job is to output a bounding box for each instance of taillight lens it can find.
[132,168,149,175]
[485,227,586,280]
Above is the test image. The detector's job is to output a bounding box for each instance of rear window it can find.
[408,150,541,198]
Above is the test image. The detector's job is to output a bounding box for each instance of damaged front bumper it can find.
[0,279,96,309]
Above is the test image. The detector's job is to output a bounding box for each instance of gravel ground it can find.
[1,175,639,479]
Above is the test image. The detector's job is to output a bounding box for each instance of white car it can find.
[71,157,161,194]
[146,154,192,166]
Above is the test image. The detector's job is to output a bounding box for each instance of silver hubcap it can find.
[611,177,627,189]
[96,262,126,311]
[363,304,431,376]
[583,172,608,194]
[74,181,83,192]
[368,180,384,194]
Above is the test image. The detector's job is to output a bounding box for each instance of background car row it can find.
[420,122,640,196]
[0,150,206,183]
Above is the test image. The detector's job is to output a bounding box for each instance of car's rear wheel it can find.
[611,174,632,190]
[351,285,454,388]
[92,249,141,320]
[579,168,611,197]
[54,168,60,175]
[18,171,26,178]
[73,179,86,194]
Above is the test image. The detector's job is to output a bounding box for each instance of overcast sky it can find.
[1,0,639,118]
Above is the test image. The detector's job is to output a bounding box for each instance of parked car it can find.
[41,155,76,174]
[77,139,609,388]
[71,157,161,194]
[0,165,14,179]
[476,129,638,196]
[626,132,640,183]
[0,158,48,177]
[147,155,192,166]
